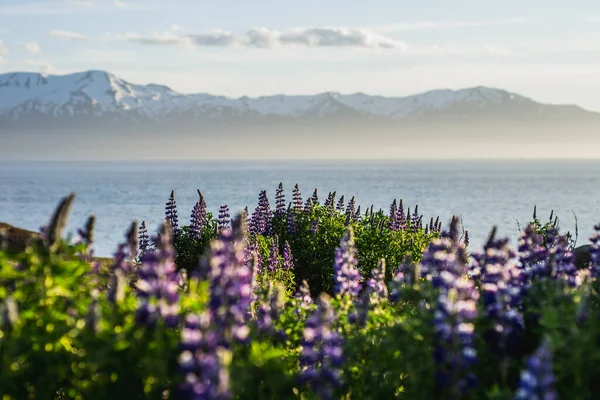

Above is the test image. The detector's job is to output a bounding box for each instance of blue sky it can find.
[1,0,600,110]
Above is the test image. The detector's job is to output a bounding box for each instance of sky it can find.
[1,0,600,111]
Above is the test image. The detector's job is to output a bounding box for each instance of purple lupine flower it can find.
[299,294,344,400]
[282,241,294,270]
[333,228,361,298]
[294,280,313,313]
[396,200,407,231]
[245,240,263,276]
[249,204,265,236]
[275,182,286,215]
[411,205,420,233]
[165,190,179,238]
[324,191,336,209]
[590,223,600,277]
[190,192,207,240]
[139,221,150,255]
[293,184,303,212]
[206,227,252,345]
[311,188,319,205]
[389,259,420,302]
[514,338,558,400]
[107,222,137,303]
[268,236,280,272]
[178,312,231,400]
[345,196,356,226]
[354,205,362,222]
[310,218,319,235]
[217,204,231,233]
[421,218,479,394]
[429,217,435,234]
[470,228,524,351]
[135,222,180,328]
[336,195,345,213]
[304,197,314,213]
[287,203,297,234]
[389,200,398,231]
[366,259,388,303]
[255,282,286,339]
[432,271,479,394]
[259,190,273,235]
[464,231,470,247]
[548,233,578,287]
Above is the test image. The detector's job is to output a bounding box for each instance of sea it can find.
[0,160,599,257]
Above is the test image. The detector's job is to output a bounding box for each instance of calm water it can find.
[0,160,598,256]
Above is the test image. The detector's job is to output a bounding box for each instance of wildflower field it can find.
[0,184,598,399]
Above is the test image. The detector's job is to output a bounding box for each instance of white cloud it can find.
[247,27,406,49]
[189,30,240,47]
[0,57,5,65]
[48,30,91,41]
[114,0,127,8]
[25,41,41,55]
[0,40,7,55]
[124,27,405,49]
[373,16,538,32]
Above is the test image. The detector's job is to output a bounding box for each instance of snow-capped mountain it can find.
[0,70,596,129]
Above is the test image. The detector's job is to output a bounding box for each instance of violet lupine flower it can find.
[336,195,345,213]
[389,200,398,231]
[242,207,250,231]
[324,191,336,209]
[432,271,479,395]
[275,182,286,215]
[310,218,319,235]
[293,184,303,212]
[282,241,294,270]
[304,197,314,213]
[464,231,470,247]
[470,228,524,350]
[548,234,578,287]
[514,338,558,400]
[268,236,280,272]
[389,259,421,302]
[135,223,180,328]
[411,205,420,232]
[178,312,231,400]
[217,204,231,233]
[345,196,356,217]
[299,294,344,400]
[396,200,407,231]
[590,223,600,276]
[249,204,265,236]
[333,228,362,298]
[294,280,313,312]
[139,221,150,255]
[190,193,207,240]
[165,190,179,237]
[259,190,274,235]
[287,203,297,234]
[366,259,388,303]
[206,227,252,345]
[354,205,362,222]
[255,282,286,339]
[311,188,319,205]
[245,240,263,275]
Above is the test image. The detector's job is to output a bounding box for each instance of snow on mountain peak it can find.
[0,69,590,124]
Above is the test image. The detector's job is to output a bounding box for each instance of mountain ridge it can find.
[1,69,598,130]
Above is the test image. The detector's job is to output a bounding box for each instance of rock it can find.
[0,222,39,252]
[573,245,592,269]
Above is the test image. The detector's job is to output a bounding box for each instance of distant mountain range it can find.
[0,69,598,131]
